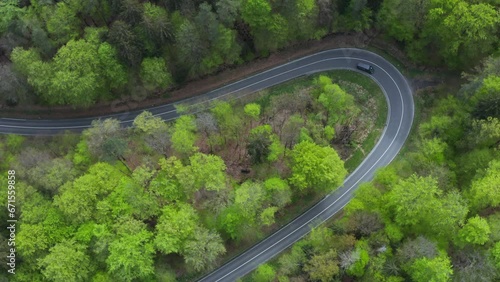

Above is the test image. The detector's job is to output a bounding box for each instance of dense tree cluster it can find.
[2,0,497,107]
[262,55,500,281]
[0,72,385,280]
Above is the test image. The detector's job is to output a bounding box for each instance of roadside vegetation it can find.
[1,0,500,281]
[1,0,498,108]
[245,54,500,282]
[0,70,385,281]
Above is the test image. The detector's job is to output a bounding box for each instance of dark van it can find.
[357,63,374,74]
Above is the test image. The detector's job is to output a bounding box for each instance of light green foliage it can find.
[426,0,499,67]
[409,254,453,282]
[218,205,246,239]
[252,264,276,282]
[107,219,155,281]
[234,181,265,222]
[244,103,261,120]
[316,75,358,125]
[140,57,173,91]
[347,241,370,277]
[263,177,292,208]
[431,191,468,237]
[10,47,51,96]
[73,140,93,167]
[241,0,271,30]
[377,0,430,43]
[418,138,448,165]
[289,141,347,192]
[12,34,127,106]
[304,249,339,282]
[6,134,25,151]
[183,227,226,272]
[17,223,50,258]
[100,177,160,220]
[133,111,168,134]
[491,242,500,270]
[179,153,227,195]
[290,0,325,41]
[387,175,441,227]
[260,206,278,226]
[324,125,335,141]
[150,157,185,202]
[210,101,242,143]
[54,163,123,224]
[38,240,93,282]
[307,226,334,254]
[170,115,198,157]
[268,136,285,161]
[346,182,383,214]
[241,0,289,52]
[154,203,199,254]
[469,160,500,209]
[458,216,491,246]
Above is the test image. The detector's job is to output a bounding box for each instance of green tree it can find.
[0,0,23,35]
[263,177,292,208]
[409,254,453,282]
[288,141,347,192]
[83,118,124,159]
[491,242,500,270]
[260,206,278,226]
[154,203,199,254]
[54,163,123,224]
[304,249,339,282]
[45,2,81,45]
[107,218,155,281]
[244,103,261,121]
[170,115,198,157]
[458,216,491,246]
[140,57,173,91]
[183,227,226,272]
[210,101,242,144]
[469,160,500,209]
[133,111,168,134]
[178,153,227,195]
[424,0,499,68]
[234,181,266,222]
[471,76,500,119]
[38,240,93,282]
[252,264,276,282]
[377,0,430,43]
[387,175,441,228]
[316,77,358,125]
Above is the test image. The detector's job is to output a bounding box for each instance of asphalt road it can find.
[0,48,414,281]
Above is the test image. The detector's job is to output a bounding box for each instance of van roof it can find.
[357,63,371,68]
